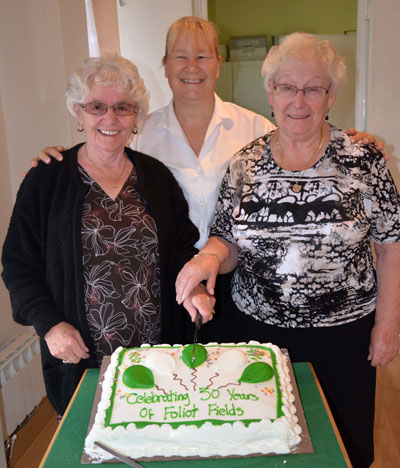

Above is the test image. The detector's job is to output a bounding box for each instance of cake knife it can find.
[94,441,144,468]
[191,311,203,362]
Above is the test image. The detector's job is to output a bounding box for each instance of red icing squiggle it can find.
[155,385,168,396]
[190,368,198,391]
[172,374,189,391]
[217,381,241,390]
[206,372,219,388]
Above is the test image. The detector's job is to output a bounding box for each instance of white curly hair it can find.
[65,54,149,128]
[262,32,346,97]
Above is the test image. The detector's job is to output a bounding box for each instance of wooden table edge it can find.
[38,369,89,468]
[308,363,353,468]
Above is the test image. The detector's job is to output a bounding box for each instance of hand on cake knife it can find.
[94,441,144,468]
[191,311,203,362]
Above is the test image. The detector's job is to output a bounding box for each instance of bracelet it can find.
[193,252,222,265]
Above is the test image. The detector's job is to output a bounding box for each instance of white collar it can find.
[156,94,232,137]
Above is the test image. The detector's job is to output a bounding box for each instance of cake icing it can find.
[84,341,302,461]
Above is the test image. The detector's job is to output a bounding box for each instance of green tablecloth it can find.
[41,363,349,468]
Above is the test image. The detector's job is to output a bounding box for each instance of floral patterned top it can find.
[210,125,400,328]
[79,164,161,365]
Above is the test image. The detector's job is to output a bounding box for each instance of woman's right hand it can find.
[176,254,220,305]
[30,146,65,168]
[44,321,90,364]
[182,284,216,324]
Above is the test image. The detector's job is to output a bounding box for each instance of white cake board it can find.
[81,349,313,464]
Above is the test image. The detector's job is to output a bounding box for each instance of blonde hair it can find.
[163,16,219,62]
[262,32,346,96]
[65,54,149,127]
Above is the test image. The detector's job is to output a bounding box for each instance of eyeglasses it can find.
[80,101,138,116]
[273,83,329,101]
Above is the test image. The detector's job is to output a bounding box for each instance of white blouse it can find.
[131,94,275,248]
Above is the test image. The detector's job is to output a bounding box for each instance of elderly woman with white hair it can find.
[1,55,209,416]
[176,32,400,468]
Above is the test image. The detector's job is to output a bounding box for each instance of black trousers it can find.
[204,292,376,468]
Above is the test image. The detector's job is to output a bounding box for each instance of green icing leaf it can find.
[122,365,154,389]
[182,344,207,369]
[238,362,274,384]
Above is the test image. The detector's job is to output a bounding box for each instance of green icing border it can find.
[104,344,283,429]
[105,347,127,427]
[109,418,264,430]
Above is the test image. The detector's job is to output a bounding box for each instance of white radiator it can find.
[0,333,46,438]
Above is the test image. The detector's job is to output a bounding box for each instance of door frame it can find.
[355,0,371,131]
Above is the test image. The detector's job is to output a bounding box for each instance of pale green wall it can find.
[208,0,357,49]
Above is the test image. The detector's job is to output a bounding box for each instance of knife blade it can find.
[191,311,203,362]
[94,441,144,468]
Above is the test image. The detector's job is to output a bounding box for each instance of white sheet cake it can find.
[84,341,302,461]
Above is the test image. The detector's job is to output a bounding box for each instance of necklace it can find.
[276,125,324,193]
[84,145,129,189]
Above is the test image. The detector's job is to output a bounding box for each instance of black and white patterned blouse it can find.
[79,165,161,365]
[210,125,400,328]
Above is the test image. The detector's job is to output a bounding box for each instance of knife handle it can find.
[195,311,203,328]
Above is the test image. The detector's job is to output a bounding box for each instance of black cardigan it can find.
[1,144,199,414]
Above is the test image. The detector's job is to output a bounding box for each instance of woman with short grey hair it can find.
[2,54,211,416]
[176,32,400,468]
[65,55,149,129]
[262,32,346,97]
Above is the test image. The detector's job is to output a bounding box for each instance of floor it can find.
[371,355,400,468]
[6,355,400,468]
[7,397,57,468]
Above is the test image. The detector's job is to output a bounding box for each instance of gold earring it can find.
[76,123,84,132]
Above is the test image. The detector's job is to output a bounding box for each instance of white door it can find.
[232,60,273,121]
[117,0,194,112]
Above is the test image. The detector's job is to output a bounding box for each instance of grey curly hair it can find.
[65,54,149,128]
[262,32,346,96]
